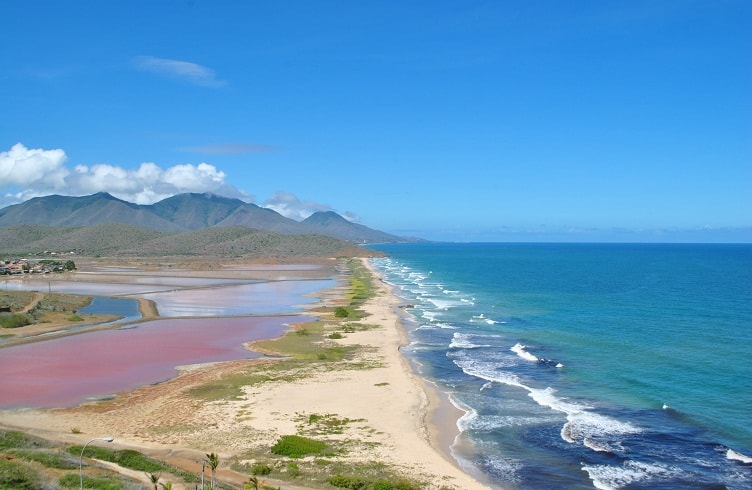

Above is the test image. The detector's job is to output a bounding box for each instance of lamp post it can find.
[79,436,114,489]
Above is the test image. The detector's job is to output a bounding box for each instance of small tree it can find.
[245,475,262,490]
[160,482,173,490]
[146,472,160,490]
[206,452,220,489]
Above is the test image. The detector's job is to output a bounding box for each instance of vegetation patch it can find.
[0,313,31,328]
[270,435,328,458]
[0,430,49,450]
[298,413,366,436]
[0,456,41,490]
[59,473,124,489]
[8,448,79,469]
[0,292,34,311]
[69,446,164,473]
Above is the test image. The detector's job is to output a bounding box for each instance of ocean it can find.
[368,243,752,490]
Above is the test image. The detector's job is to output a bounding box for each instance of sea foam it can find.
[727,448,752,464]
[511,343,538,362]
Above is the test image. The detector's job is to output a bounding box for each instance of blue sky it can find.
[1,1,750,242]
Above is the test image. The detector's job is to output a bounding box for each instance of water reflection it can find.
[142,279,335,316]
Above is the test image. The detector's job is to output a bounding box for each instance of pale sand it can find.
[0,258,491,489]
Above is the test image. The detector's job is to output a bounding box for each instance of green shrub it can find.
[68,446,164,473]
[328,332,343,339]
[59,473,123,489]
[334,307,349,318]
[328,474,370,489]
[0,457,40,489]
[373,479,421,490]
[0,313,31,328]
[0,430,49,448]
[271,435,326,458]
[251,462,272,475]
[9,449,78,469]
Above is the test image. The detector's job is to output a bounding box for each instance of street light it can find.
[79,436,114,489]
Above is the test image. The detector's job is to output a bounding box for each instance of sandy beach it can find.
[0,258,491,489]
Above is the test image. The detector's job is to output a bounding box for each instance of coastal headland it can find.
[0,256,491,490]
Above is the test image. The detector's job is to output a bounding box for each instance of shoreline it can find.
[362,259,478,480]
[0,257,491,489]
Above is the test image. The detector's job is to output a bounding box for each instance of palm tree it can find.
[159,482,173,490]
[245,475,261,490]
[146,472,160,490]
[206,452,220,490]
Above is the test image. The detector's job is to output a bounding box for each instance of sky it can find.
[1,1,750,242]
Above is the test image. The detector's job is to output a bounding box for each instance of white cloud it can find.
[132,56,226,87]
[264,191,358,222]
[0,143,251,206]
[264,191,330,220]
[0,143,69,189]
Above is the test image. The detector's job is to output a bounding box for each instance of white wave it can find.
[425,297,463,310]
[448,393,477,433]
[727,448,752,464]
[511,343,539,362]
[582,460,680,490]
[556,362,565,368]
[453,339,642,454]
[584,437,623,454]
[449,332,492,349]
[453,356,524,387]
[561,409,642,445]
[421,311,439,322]
[480,381,493,391]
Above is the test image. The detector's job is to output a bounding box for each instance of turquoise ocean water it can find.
[368,243,752,489]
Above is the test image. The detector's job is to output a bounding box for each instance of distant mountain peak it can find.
[0,192,416,244]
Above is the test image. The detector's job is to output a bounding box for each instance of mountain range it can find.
[0,192,412,244]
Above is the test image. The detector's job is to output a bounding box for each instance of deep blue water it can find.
[368,243,752,490]
[78,296,141,324]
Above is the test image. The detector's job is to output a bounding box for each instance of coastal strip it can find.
[0,258,491,489]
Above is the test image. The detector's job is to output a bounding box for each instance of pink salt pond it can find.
[0,315,308,409]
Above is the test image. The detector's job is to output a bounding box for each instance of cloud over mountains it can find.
[1,143,248,206]
[0,143,353,223]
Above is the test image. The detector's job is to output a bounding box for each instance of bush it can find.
[9,449,78,469]
[0,313,31,328]
[68,446,164,473]
[328,475,370,489]
[59,473,122,489]
[334,307,350,318]
[251,462,272,475]
[270,435,326,458]
[0,457,40,489]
